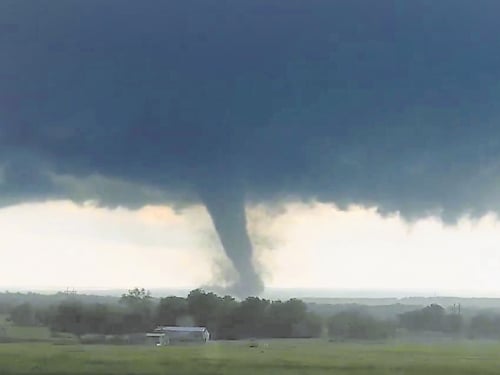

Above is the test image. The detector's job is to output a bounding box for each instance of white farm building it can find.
[147,326,210,346]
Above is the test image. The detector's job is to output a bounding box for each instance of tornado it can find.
[199,185,263,297]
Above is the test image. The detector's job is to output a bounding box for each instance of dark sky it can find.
[2,0,500,217]
[2,1,500,294]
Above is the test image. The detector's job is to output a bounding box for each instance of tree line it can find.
[8,288,322,339]
[8,289,500,341]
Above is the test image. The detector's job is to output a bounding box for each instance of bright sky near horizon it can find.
[2,200,500,297]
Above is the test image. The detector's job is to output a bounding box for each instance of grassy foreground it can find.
[0,340,500,375]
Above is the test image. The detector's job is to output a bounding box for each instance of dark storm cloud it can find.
[2,0,500,294]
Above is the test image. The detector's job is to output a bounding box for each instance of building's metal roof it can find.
[155,326,208,333]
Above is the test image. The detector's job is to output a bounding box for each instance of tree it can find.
[84,303,111,334]
[328,311,394,340]
[399,304,461,333]
[468,314,500,339]
[9,303,37,326]
[213,295,239,340]
[233,297,270,338]
[120,288,152,306]
[187,289,220,328]
[292,312,323,338]
[156,297,188,326]
[49,300,85,336]
[265,299,307,338]
[120,288,154,332]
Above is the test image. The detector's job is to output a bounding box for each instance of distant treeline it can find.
[4,289,500,341]
[0,291,118,314]
[6,289,322,339]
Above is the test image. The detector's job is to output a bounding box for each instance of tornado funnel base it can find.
[229,269,264,298]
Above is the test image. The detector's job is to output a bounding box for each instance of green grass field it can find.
[0,340,500,374]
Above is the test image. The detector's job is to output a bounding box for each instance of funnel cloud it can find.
[200,183,263,295]
[2,1,500,295]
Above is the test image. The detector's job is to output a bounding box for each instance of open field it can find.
[1,340,500,374]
